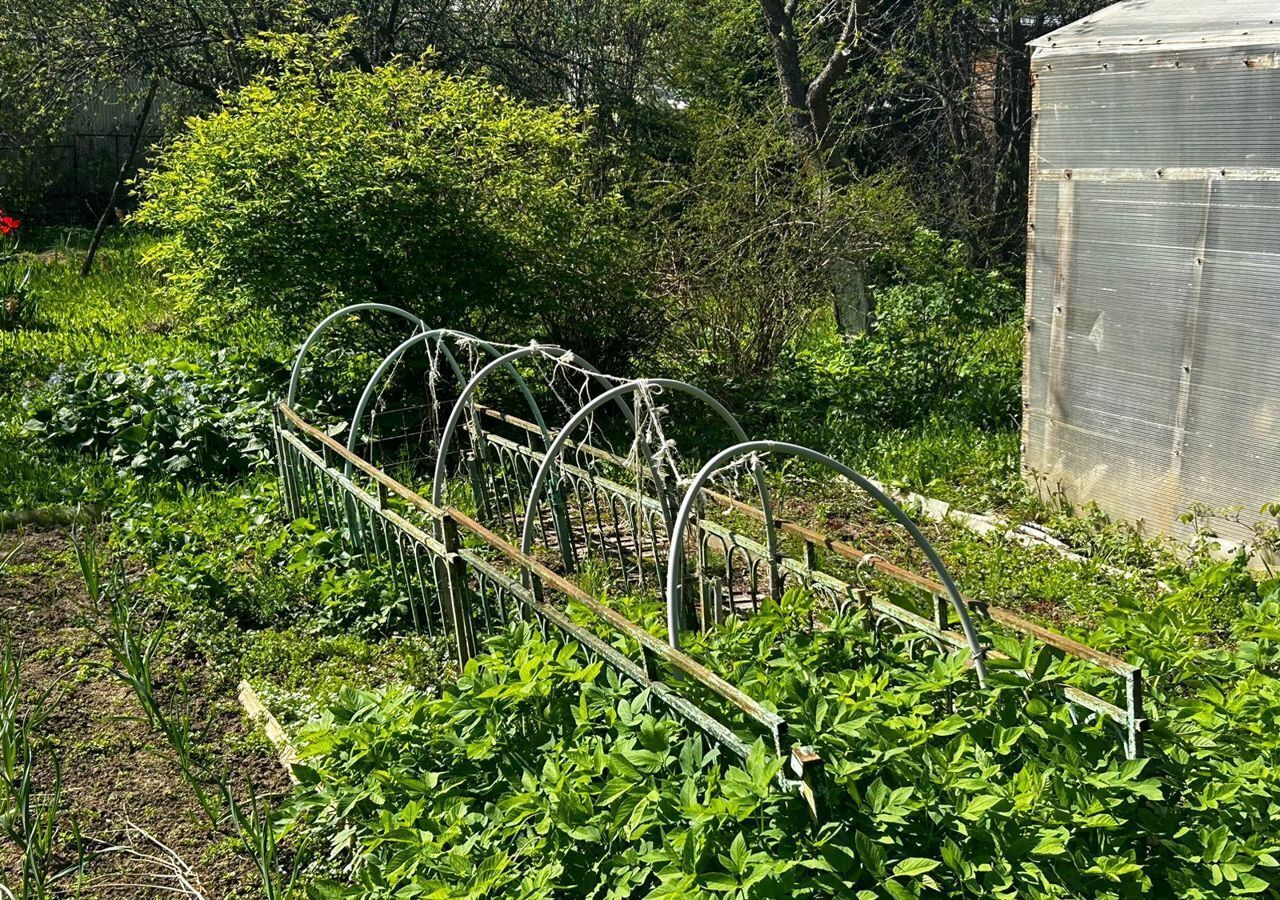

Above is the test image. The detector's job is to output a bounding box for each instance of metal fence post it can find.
[466,451,492,521]
[272,408,297,520]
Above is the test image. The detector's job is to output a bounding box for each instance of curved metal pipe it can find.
[344,328,474,472]
[665,440,989,687]
[428,344,636,507]
[517,379,781,601]
[344,329,565,483]
[287,303,425,410]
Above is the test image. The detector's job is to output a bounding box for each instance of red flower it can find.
[0,213,19,236]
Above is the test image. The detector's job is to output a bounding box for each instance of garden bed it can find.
[0,529,290,898]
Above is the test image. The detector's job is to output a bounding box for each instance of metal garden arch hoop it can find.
[665,440,989,687]
[517,379,782,599]
[286,303,426,410]
[343,328,545,478]
[428,344,639,507]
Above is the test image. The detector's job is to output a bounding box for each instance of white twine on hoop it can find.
[703,448,767,498]
[623,382,682,486]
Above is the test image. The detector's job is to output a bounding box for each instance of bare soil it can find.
[0,529,291,900]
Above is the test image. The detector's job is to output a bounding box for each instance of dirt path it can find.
[0,529,290,900]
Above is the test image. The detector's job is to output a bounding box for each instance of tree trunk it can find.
[758,0,818,151]
[81,71,159,277]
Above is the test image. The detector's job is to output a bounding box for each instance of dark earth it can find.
[0,529,291,899]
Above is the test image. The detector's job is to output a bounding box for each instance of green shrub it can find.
[646,109,920,383]
[739,231,1025,499]
[134,47,654,368]
[950,322,1023,428]
[870,228,1022,333]
[22,350,285,481]
[763,323,1019,444]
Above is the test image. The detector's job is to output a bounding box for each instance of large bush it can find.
[648,109,920,384]
[134,49,654,368]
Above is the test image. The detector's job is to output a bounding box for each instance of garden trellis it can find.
[273,304,1151,816]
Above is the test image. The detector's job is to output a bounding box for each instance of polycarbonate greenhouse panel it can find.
[1023,1,1280,544]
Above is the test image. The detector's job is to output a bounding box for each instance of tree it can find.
[0,0,660,221]
[645,108,919,380]
[757,0,867,160]
[743,1,1112,261]
[0,37,75,209]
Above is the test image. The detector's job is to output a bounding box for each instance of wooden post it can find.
[440,515,476,665]
[933,594,950,630]
[82,71,159,276]
[790,745,826,825]
[803,539,818,573]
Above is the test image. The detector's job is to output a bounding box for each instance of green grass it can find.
[768,470,1177,641]
[0,230,178,511]
[0,441,120,514]
[0,230,174,402]
[840,414,1023,511]
[0,228,285,512]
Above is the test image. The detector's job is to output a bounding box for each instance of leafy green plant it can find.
[23,349,285,481]
[283,622,804,899]
[278,574,1280,898]
[265,518,418,635]
[111,482,425,640]
[0,642,81,900]
[133,38,653,369]
[0,264,34,332]
[222,776,301,900]
[767,264,1021,437]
